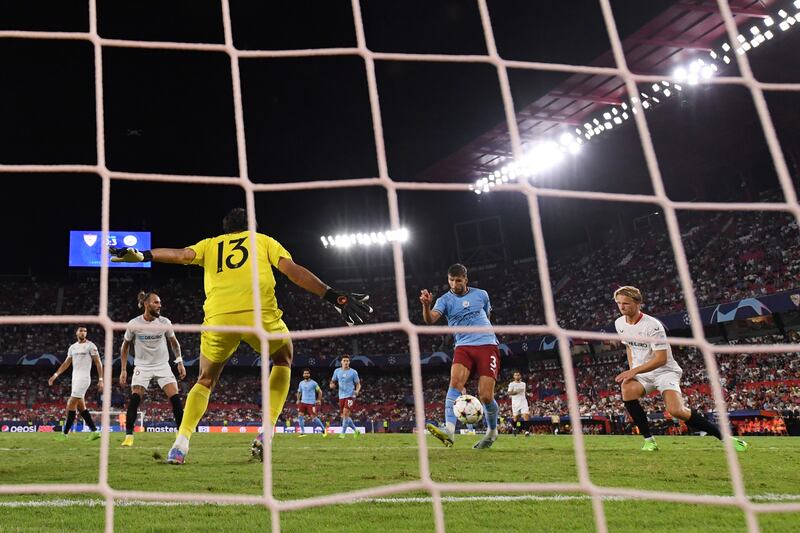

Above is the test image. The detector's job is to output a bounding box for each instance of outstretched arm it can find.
[278,257,372,326]
[276,257,327,297]
[109,246,195,265]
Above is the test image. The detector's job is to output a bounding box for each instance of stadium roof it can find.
[420,0,784,183]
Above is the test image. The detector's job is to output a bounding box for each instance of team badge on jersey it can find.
[462,300,470,308]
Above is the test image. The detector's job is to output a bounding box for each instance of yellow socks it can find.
[269,365,291,426]
[178,383,211,439]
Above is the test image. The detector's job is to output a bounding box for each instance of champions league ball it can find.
[250,433,264,462]
[452,394,484,425]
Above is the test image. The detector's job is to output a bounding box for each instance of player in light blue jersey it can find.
[421,263,500,449]
[330,355,361,438]
[296,369,326,437]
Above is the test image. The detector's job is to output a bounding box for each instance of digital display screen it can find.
[68,231,151,268]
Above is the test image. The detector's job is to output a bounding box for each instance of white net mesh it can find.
[1,0,799,531]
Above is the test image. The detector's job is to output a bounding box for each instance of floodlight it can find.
[722,42,731,51]
[750,26,760,35]
[764,16,774,26]
[663,89,671,97]
[613,116,622,125]
[701,65,714,79]
[673,66,687,81]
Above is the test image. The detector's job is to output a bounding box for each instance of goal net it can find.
[1,0,799,532]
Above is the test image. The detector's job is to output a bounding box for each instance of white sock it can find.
[487,429,498,440]
[645,436,655,442]
[173,434,190,453]
[445,422,456,437]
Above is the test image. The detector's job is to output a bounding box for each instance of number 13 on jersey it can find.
[216,238,249,273]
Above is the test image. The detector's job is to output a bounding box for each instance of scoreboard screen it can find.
[68,231,152,269]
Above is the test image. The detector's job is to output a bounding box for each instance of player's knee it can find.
[271,345,293,367]
[478,392,493,404]
[197,374,216,390]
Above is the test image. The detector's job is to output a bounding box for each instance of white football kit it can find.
[507,381,529,416]
[124,315,177,390]
[67,340,99,399]
[615,313,682,394]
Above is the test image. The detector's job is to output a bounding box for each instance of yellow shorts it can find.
[200,311,291,363]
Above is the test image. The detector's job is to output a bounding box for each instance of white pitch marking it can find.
[1,494,799,508]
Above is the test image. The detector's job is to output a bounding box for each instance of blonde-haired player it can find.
[48,326,103,441]
[110,208,372,464]
[613,286,748,452]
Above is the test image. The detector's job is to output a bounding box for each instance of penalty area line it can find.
[1,494,799,508]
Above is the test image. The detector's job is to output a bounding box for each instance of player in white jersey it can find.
[613,286,748,452]
[119,291,186,447]
[507,371,530,436]
[48,326,104,441]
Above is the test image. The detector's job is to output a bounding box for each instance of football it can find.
[452,394,484,425]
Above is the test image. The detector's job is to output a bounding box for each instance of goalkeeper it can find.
[110,208,372,464]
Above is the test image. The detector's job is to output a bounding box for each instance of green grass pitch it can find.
[0,433,798,532]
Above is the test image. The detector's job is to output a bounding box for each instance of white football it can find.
[452,394,484,425]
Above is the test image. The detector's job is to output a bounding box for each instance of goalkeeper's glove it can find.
[109,247,153,263]
[323,288,373,326]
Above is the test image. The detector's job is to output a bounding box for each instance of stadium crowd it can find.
[2,189,798,359]
[2,332,797,436]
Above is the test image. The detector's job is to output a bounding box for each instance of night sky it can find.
[1,0,798,280]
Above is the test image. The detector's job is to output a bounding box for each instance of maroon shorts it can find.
[338,397,355,410]
[298,402,316,416]
[453,344,501,380]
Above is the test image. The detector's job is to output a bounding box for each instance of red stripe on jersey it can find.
[633,312,645,325]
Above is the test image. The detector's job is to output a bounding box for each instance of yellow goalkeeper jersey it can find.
[188,231,292,320]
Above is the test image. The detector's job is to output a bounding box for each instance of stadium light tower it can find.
[472,0,799,196]
[320,227,410,249]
